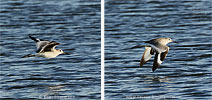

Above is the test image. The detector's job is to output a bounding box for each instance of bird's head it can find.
[58,49,69,55]
[58,49,64,54]
[165,38,174,43]
[161,38,177,45]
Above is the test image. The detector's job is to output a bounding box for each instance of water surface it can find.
[0,0,100,99]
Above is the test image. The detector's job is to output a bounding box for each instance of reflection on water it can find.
[105,0,212,99]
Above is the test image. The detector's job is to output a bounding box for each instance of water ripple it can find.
[0,0,100,99]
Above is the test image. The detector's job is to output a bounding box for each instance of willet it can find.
[23,35,68,58]
[140,38,176,72]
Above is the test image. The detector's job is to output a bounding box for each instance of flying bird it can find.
[23,35,68,58]
[140,38,175,72]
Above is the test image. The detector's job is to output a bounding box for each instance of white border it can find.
[101,0,105,100]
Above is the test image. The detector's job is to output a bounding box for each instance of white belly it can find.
[37,52,60,58]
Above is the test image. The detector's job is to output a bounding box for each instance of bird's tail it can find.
[29,35,40,42]
[22,54,36,58]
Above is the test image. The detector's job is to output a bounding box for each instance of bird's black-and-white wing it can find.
[140,46,155,67]
[29,35,50,53]
[152,53,162,72]
[152,48,169,72]
[160,47,169,61]
[36,41,50,53]
[29,35,49,53]
[40,42,60,52]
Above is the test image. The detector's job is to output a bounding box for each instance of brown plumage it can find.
[140,38,175,72]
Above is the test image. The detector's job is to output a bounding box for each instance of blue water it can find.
[105,0,212,100]
[1,0,212,100]
[0,0,100,99]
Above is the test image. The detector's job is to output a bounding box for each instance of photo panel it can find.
[105,0,211,99]
[0,0,101,99]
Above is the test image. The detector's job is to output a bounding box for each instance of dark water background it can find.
[0,0,100,99]
[105,0,212,100]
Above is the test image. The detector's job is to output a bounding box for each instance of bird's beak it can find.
[62,52,70,55]
[172,40,178,43]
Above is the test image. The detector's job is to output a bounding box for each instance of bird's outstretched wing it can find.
[152,48,169,72]
[29,35,51,53]
[36,41,49,53]
[29,35,40,42]
[152,53,162,72]
[40,42,60,52]
[140,46,155,67]
[161,48,169,61]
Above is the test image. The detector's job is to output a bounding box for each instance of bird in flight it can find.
[23,35,68,58]
[140,38,176,72]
